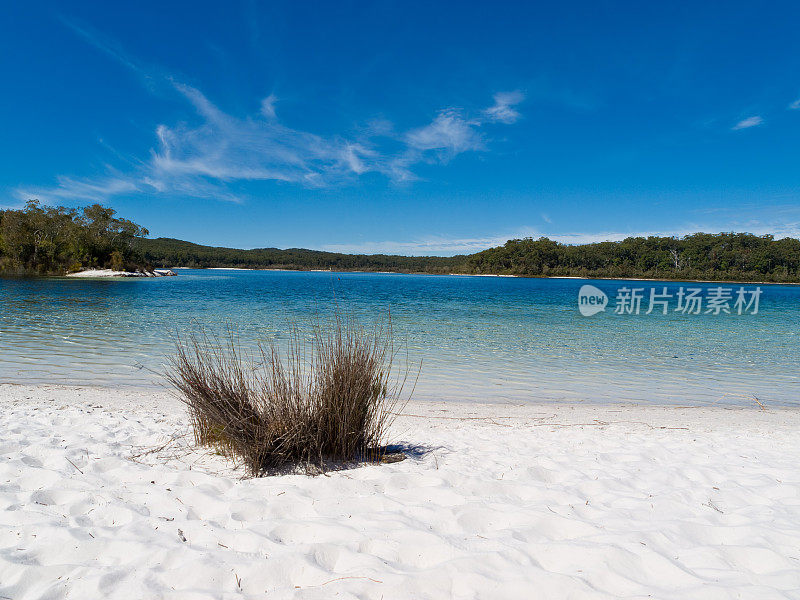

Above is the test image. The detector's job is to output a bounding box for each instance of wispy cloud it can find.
[483,91,524,124]
[16,174,140,205]
[405,110,485,155]
[319,227,711,256]
[319,229,693,256]
[149,82,364,191]
[18,22,525,204]
[384,93,525,181]
[260,93,278,119]
[731,115,763,130]
[319,213,800,256]
[542,221,800,244]
[320,230,538,256]
[60,18,166,93]
[20,84,521,202]
[789,98,800,110]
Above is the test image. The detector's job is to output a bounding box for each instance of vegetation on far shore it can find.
[3,200,800,282]
[464,234,800,283]
[137,236,463,274]
[137,228,800,284]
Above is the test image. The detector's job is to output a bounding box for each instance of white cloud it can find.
[339,143,373,175]
[19,23,525,204]
[405,109,484,155]
[260,94,278,119]
[318,229,668,256]
[16,175,138,204]
[20,84,522,202]
[731,115,763,130]
[149,82,354,189]
[318,227,698,256]
[484,91,525,124]
[789,98,800,110]
[320,231,535,256]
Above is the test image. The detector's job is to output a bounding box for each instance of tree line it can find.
[3,201,800,282]
[137,237,463,273]
[464,234,800,282]
[0,200,149,274]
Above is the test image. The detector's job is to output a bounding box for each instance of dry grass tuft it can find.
[165,313,412,475]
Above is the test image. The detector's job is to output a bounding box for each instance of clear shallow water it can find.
[1,270,798,406]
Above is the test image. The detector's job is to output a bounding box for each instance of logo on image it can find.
[577,284,761,316]
[578,285,608,316]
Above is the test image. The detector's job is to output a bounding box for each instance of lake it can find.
[1,269,798,406]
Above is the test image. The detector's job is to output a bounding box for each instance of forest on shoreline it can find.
[3,201,800,282]
[0,201,149,275]
[137,237,463,274]
[463,233,800,282]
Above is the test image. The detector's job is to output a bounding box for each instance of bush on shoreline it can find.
[165,314,410,475]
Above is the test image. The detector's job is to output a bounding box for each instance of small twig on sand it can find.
[306,576,384,588]
[392,413,518,421]
[524,421,688,430]
[130,433,187,460]
[718,392,768,411]
[66,458,84,474]
[396,413,689,430]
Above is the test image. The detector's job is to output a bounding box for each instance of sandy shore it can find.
[2,384,799,599]
[65,269,176,278]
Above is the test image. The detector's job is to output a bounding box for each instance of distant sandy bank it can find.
[151,266,800,285]
[65,268,177,278]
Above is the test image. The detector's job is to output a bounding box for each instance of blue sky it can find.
[3,1,800,255]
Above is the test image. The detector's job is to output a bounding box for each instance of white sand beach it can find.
[2,384,799,599]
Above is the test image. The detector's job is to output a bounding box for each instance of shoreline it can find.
[2,380,791,410]
[65,268,177,278]
[4,383,799,598]
[4,266,798,285]
[156,266,800,286]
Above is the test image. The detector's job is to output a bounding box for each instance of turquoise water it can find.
[1,270,798,406]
